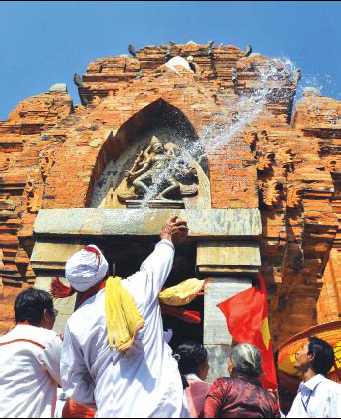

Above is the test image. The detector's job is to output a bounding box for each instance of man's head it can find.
[151,142,164,155]
[15,287,57,330]
[175,341,209,381]
[65,245,109,292]
[294,336,335,376]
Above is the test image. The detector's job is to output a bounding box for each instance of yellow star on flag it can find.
[261,317,271,350]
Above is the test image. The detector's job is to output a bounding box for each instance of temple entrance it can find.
[32,206,261,381]
[89,236,204,350]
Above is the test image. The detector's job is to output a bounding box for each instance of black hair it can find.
[308,336,335,376]
[15,287,54,326]
[175,341,208,376]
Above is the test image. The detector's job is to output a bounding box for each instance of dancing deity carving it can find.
[118,138,198,204]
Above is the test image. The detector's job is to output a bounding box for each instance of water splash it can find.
[294,71,341,124]
[138,57,299,211]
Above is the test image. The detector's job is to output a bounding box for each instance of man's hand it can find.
[160,216,188,243]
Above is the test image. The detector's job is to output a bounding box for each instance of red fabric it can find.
[50,277,76,298]
[76,280,107,307]
[204,376,280,418]
[62,399,95,418]
[160,303,202,324]
[0,339,46,350]
[217,275,278,390]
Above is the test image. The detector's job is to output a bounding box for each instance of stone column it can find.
[197,241,261,382]
[203,277,252,382]
[31,241,82,333]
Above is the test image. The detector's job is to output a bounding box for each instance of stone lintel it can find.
[197,241,261,274]
[34,208,262,239]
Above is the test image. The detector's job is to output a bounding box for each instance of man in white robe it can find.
[0,287,62,418]
[60,216,189,418]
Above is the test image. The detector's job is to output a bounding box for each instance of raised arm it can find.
[126,216,188,305]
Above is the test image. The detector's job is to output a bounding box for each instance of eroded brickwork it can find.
[0,42,339,344]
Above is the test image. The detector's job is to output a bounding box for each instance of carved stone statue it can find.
[117,138,198,205]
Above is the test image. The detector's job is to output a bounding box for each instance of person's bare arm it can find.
[126,217,189,305]
[160,215,189,243]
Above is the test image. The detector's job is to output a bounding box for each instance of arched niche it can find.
[89,99,211,209]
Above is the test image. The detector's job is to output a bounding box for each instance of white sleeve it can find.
[327,387,341,418]
[140,239,174,296]
[38,333,62,386]
[60,324,96,408]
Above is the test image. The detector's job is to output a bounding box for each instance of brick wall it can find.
[0,43,339,346]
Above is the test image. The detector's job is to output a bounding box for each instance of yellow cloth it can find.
[105,276,145,352]
[159,278,205,306]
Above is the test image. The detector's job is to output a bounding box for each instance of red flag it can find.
[217,275,278,390]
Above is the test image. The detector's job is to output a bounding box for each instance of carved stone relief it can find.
[0,157,12,172]
[276,147,294,169]
[286,185,301,208]
[90,129,211,209]
[117,138,198,206]
[25,179,43,213]
[244,131,258,148]
[39,150,55,181]
[261,179,281,209]
[256,152,274,171]
[0,194,16,213]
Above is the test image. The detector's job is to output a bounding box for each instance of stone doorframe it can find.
[31,208,262,381]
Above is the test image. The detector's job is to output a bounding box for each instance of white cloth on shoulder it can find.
[65,245,108,292]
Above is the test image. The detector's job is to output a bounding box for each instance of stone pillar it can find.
[31,241,82,333]
[203,277,252,382]
[197,240,260,382]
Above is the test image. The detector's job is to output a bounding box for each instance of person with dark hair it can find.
[204,344,280,418]
[175,341,211,418]
[0,287,62,418]
[286,336,341,418]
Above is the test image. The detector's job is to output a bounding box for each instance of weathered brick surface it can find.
[0,43,339,348]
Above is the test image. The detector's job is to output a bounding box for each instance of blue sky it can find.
[1,1,340,120]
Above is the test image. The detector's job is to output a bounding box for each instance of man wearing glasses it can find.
[0,287,62,418]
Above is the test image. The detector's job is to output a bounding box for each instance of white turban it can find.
[65,245,109,292]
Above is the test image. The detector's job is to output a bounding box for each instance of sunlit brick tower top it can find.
[0,42,340,375]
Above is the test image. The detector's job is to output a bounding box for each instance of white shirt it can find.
[0,325,62,418]
[287,374,341,418]
[61,240,188,418]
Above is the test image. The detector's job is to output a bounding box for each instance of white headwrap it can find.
[65,245,109,292]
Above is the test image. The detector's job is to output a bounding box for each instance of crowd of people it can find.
[0,216,340,418]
